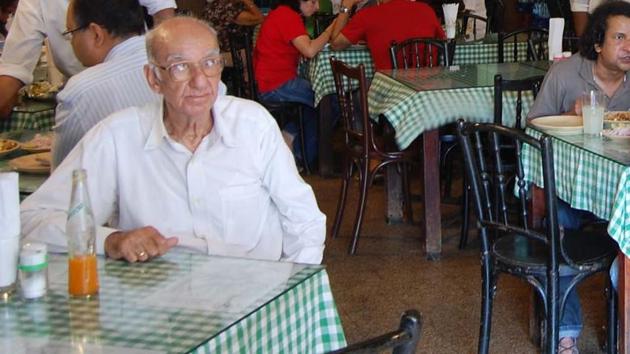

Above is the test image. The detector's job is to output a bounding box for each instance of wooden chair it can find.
[459,74,544,249]
[458,12,488,41]
[498,28,549,63]
[330,57,415,255]
[327,310,422,354]
[228,30,311,173]
[456,120,617,354]
[389,38,453,69]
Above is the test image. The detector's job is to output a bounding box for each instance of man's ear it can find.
[144,64,163,94]
[594,43,602,54]
[88,22,107,48]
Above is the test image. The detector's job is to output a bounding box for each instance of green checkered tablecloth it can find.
[0,100,55,132]
[308,41,532,105]
[521,127,630,256]
[367,62,548,149]
[1,252,346,353]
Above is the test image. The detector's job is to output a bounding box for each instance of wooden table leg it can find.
[318,95,335,178]
[620,252,629,354]
[423,129,441,260]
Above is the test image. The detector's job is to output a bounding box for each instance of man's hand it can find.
[0,76,24,118]
[104,226,178,263]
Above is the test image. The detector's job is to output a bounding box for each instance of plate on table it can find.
[9,152,51,174]
[20,133,54,153]
[0,139,20,158]
[602,127,630,141]
[529,115,583,135]
[604,111,630,124]
[20,81,60,102]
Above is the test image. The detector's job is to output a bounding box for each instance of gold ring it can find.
[138,251,147,258]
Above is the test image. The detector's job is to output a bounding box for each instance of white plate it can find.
[529,115,583,135]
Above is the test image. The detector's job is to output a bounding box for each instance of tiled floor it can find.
[306,173,609,353]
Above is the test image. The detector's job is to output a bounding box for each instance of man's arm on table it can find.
[21,121,177,262]
[258,110,326,264]
[329,0,360,51]
[0,76,23,118]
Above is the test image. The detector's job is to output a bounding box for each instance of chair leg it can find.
[348,159,370,255]
[331,157,353,239]
[459,174,470,249]
[401,163,413,223]
[478,257,495,354]
[297,107,311,175]
[607,278,618,354]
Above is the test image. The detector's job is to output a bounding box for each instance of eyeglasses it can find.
[152,56,224,82]
[62,24,88,39]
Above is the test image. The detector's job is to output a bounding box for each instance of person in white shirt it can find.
[52,0,161,167]
[20,16,327,265]
[0,0,175,118]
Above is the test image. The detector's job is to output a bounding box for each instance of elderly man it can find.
[329,0,444,70]
[52,0,160,167]
[21,16,326,265]
[527,2,630,352]
[0,0,175,118]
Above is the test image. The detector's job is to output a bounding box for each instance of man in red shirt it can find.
[330,0,445,70]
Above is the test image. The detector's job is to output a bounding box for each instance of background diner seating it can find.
[459,74,544,249]
[498,28,548,63]
[456,120,617,354]
[329,57,415,255]
[228,30,312,173]
[457,11,488,41]
[327,309,422,354]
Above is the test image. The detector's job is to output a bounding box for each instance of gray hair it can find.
[145,16,219,63]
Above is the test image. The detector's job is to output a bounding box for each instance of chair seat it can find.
[493,229,617,276]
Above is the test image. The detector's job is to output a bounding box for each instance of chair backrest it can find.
[498,28,549,63]
[228,29,258,100]
[389,38,453,69]
[330,56,376,158]
[313,13,336,36]
[494,74,544,129]
[327,310,422,354]
[562,35,580,54]
[458,12,488,41]
[456,120,562,275]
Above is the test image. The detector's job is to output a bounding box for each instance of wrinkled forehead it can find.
[153,29,220,64]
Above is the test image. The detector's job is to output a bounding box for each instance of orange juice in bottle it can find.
[67,169,99,297]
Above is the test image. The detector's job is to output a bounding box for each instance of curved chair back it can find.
[498,28,549,63]
[327,310,422,354]
[389,38,453,69]
[494,74,544,129]
[458,12,488,41]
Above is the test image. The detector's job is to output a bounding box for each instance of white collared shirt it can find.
[21,96,326,264]
[0,0,176,84]
[52,36,160,167]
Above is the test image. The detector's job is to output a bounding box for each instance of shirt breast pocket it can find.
[218,183,266,250]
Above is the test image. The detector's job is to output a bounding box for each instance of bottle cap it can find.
[19,243,48,271]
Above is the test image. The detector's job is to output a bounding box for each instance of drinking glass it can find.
[581,90,606,135]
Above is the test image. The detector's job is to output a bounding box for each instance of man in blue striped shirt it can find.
[52,0,161,168]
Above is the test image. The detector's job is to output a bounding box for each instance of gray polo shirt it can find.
[527,54,630,119]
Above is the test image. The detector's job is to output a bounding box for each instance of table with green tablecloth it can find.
[0,99,55,132]
[520,126,630,354]
[1,252,346,353]
[366,61,549,259]
[0,130,50,197]
[309,41,534,176]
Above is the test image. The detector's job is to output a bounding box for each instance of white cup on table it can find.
[581,90,607,135]
[442,3,459,39]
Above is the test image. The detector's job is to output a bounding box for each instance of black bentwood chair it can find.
[327,310,422,354]
[330,57,415,255]
[498,28,549,63]
[458,12,488,41]
[459,74,545,249]
[456,120,617,354]
[228,30,311,174]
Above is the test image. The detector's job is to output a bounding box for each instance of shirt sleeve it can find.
[281,10,308,43]
[258,110,326,264]
[0,0,46,84]
[341,11,368,44]
[527,68,563,119]
[138,0,177,15]
[21,122,120,255]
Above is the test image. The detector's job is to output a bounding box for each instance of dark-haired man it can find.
[52,0,161,167]
[527,2,630,352]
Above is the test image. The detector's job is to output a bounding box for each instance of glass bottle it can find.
[66,169,99,298]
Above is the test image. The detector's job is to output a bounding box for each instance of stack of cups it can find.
[0,172,21,298]
[443,3,459,39]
